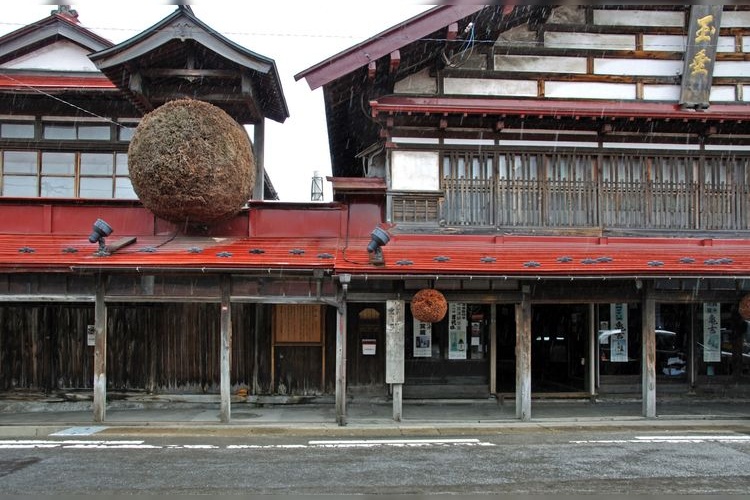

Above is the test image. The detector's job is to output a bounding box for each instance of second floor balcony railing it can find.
[390,150,750,232]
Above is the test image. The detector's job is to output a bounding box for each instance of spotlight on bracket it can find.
[88,218,113,256]
[367,226,390,266]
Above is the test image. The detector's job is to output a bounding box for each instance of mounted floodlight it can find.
[367,226,390,266]
[88,218,113,255]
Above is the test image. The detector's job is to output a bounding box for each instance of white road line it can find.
[571,435,750,444]
[0,437,495,450]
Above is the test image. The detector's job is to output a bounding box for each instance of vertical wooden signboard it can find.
[680,5,723,109]
[386,300,405,421]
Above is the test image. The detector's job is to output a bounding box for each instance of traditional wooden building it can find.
[3,4,750,425]
[296,4,750,422]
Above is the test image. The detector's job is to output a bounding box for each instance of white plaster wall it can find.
[0,40,99,71]
[390,151,440,191]
[593,10,684,27]
[710,86,737,101]
[721,11,750,28]
[391,137,440,145]
[444,78,537,97]
[643,85,681,101]
[603,142,700,150]
[545,81,636,100]
[643,35,686,52]
[494,55,586,74]
[714,61,750,77]
[443,138,496,146]
[544,32,635,51]
[594,58,682,76]
[394,68,437,94]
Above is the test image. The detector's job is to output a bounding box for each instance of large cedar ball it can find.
[411,288,448,323]
[128,99,255,225]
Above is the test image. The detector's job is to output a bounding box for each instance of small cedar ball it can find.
[128,99,255,225]
[411,288,448,323]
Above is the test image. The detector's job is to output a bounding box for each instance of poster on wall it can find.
[448,303,467,360]
[703,302,721,363]
[413,318,432,358]
[610,303,629,363]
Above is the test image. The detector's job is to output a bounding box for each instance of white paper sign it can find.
[703,302,721,363]
[448,303,467,360]
[610,304,628,362]
[413,319,432,358]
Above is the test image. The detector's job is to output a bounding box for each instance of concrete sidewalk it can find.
[1,397,749,437]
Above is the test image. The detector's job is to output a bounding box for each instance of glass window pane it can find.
[2,175,37,196]
[80,177,113,198]
[115,177,137,199]
[80,153,113,175]
[118,126,135,142]
[3,151,37,174]
[78,124,110,140]
[41,152,75,175]
[43,124,75,140]
[115,153,129,175]
[41,176,74,197]
[1,123,34,139]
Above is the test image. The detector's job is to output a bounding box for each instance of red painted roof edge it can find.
[0,73,116,89]
[294,5,484,90]
[328,177,387,192]
[370,96,750,121]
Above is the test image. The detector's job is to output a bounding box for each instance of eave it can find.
[370,96,750,123]
[0,72,115,90]
[294,5,485,90]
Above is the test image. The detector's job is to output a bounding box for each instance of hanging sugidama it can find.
[410,288,448,323]
[128,98,256,226]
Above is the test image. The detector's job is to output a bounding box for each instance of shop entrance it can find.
[531,304,587,392]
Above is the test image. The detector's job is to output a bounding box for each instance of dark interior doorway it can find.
[531,304,587,392]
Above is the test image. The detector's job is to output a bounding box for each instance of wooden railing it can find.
[392,179,750,231]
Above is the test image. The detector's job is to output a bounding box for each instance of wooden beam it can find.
[447,22,458,41]
[93,274,107,422]
[368,61,376,80]
[515,291,531,421]
[390,50,400,74]
[219,275,232,423]
[140,68,240,78]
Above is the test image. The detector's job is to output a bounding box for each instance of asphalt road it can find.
[1,429,749,495]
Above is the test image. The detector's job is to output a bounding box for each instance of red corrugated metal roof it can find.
[0,235,338,273]
[336,234,750,278]
[3,233,750,278]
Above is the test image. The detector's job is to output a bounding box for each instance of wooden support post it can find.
[515,292,531,421]
[588,303,596,398]
[253,120,265,201]
[642,284,657,418]
[220,275,232,423]
[335,301,347,426]
[490,305,497,396]
[386,300,405,422]
[93,275,107,423]
[252,304,262,394]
